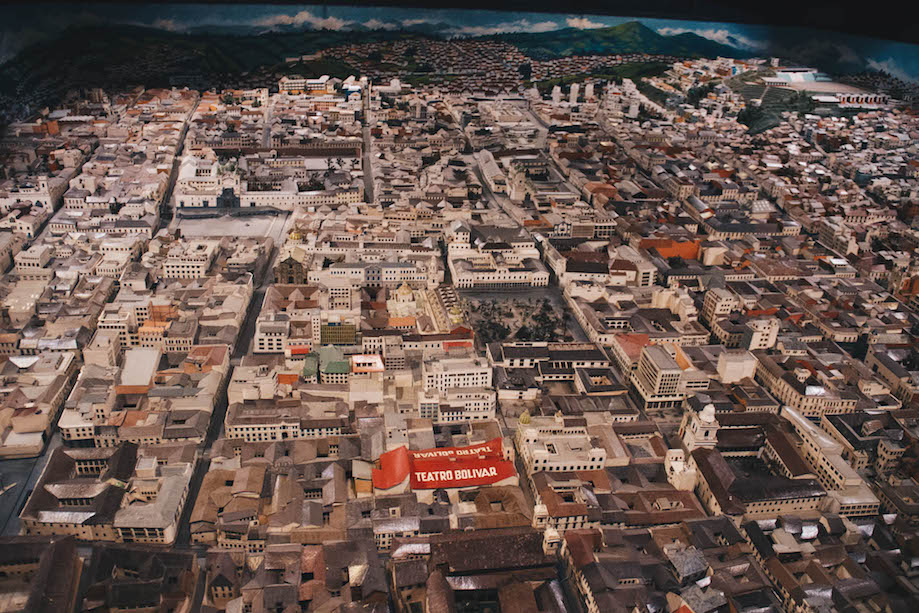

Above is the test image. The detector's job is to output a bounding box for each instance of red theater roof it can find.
[372,446,411,490]
[372,438,514,490]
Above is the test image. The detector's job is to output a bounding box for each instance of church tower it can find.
[679,403,719,452]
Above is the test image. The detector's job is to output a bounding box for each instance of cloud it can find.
[452,19,558,37]
[363,19,396,30]
[657,26,768,51]
[834,44,861,66]
[253,10,351,31]
[566,17,605,29]
[867,57,917,83]
[402,18,430,27]
[151,18,185,32]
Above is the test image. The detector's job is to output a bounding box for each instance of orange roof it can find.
[139,321,167,332]
[372,446,411,490]
[114,384,151,396]
[584,182,619,196]
[673,346,693,371]
[640,238,700,261]
[108,410,152,428]
[614,333,652,360]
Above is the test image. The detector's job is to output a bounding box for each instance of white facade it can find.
[422,357,493,394]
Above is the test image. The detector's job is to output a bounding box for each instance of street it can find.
[469,160,522,227]
[521,103,550,149]
[175,236,273,546]
[0,432,61,536]
[361,82,375,203]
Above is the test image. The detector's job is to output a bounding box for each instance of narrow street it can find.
[469,160,523,227]
[521,104,550,149]
[361,83,375,203]
[0,432,61,536]
[158,96,199,229]
[175,243,272,547]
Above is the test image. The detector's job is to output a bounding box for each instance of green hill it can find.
[0,20,746,125]
[482,21,745,60]
[0,24,406,101]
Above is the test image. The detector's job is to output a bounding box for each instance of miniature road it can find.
[166,172,285,548]
[464,138,590,346]
[361,83,375,203]
[0,432,61,536]
[174,243,273,548]
[469,159,523,227]
[521,104,550,149]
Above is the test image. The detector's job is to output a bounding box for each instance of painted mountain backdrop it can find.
[481,21,744,59]
[0,19,751,108]
[2,4,918,79]
[1,4,917,124]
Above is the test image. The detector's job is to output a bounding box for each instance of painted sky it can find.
[3,4,918,81]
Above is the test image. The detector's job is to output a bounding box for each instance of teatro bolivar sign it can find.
[372,438,517,490]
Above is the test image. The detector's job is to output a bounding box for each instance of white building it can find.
[516,414,607,474]
[162,240,219,279]
[422,356,492,394]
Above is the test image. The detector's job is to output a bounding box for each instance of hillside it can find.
[0,24,409,102]
[482,21,745,60]
[0,20,748,127]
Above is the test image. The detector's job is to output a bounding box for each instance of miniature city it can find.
[1,37,919,613]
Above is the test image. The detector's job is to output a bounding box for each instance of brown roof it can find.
[429,527,550,573]
[691,448,745,515]
[764,426,813,477]
[498,581,539,613]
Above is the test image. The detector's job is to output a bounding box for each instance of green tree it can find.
[687,81,717,107]
[797,91,816,114]
[737,106,765,127]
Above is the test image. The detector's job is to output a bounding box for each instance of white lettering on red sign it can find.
[413,466,498,483]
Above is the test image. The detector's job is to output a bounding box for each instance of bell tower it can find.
[680,403,719,452]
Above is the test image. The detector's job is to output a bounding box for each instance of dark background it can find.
[64,0,914,45]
